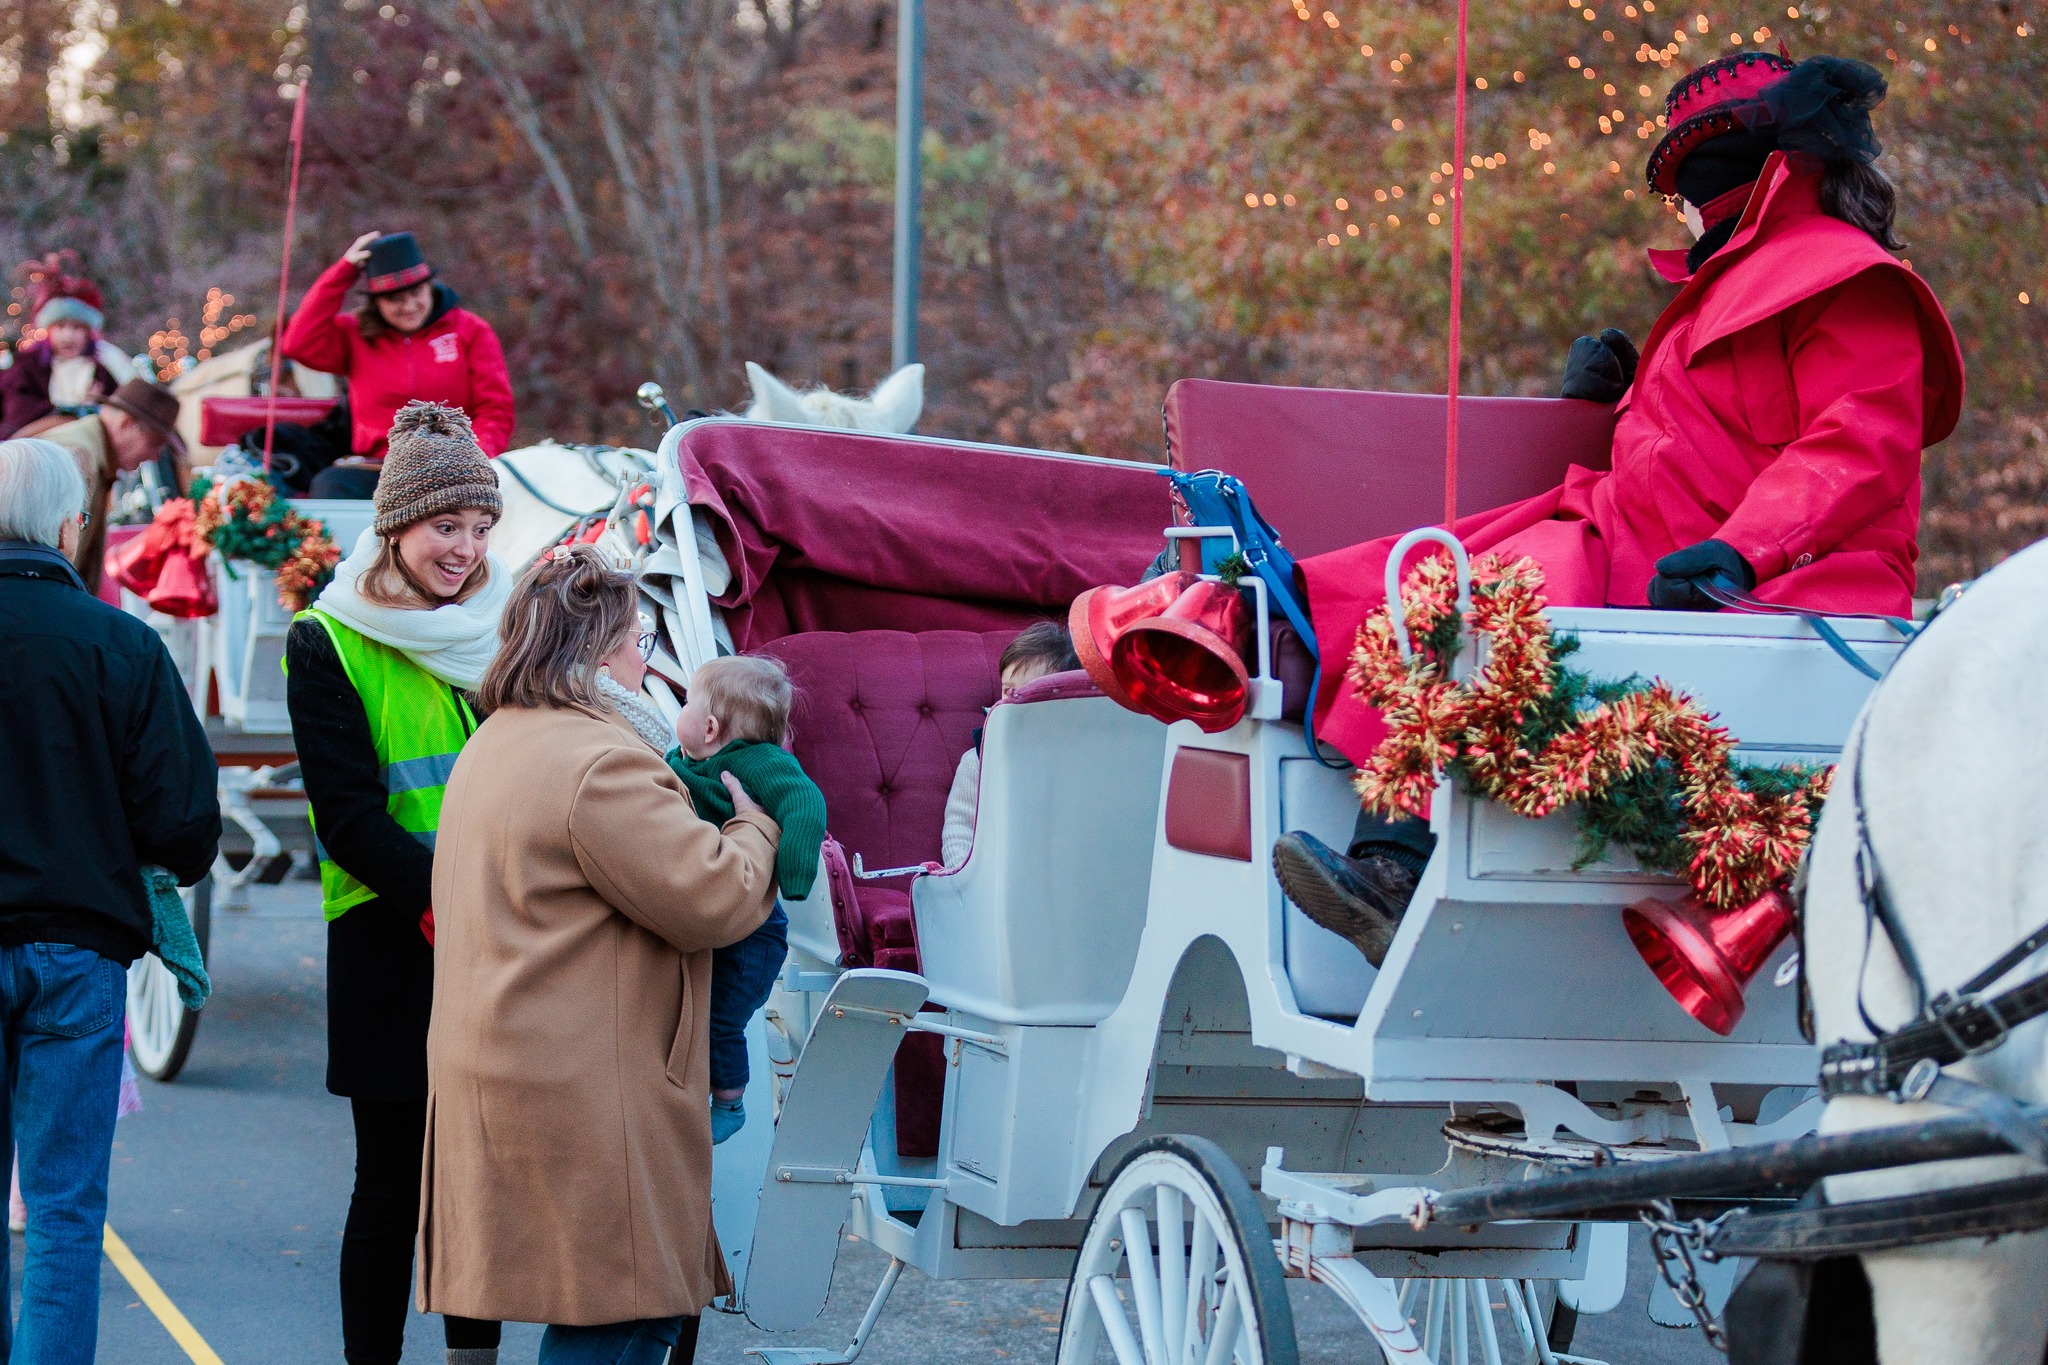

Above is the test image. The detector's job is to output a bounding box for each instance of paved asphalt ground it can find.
[8,880,1722,1363]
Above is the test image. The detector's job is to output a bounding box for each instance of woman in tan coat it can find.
[421,546,779,1364]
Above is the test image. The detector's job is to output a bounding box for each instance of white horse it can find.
[1803,536,2048,1364]
[742,360,923,433]
[489,440,654,571]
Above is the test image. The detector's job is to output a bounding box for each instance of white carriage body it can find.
[640,406,1900,1355]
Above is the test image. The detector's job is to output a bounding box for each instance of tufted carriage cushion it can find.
[760,629,1013,873]
[760,628,1014,1159]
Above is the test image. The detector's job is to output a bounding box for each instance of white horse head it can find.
[1802,538,2048,1365]
[742,361,924,434]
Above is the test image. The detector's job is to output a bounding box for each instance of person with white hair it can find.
[0,437,219,1364]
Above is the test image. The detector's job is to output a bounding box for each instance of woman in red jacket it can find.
[1273,55,1966,963]
[281,232,515,498]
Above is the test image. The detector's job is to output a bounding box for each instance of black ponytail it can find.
[1821,160,1904,251]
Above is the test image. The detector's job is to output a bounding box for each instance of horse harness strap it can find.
[1820,695,2048,1165]
[1704,1170,2048,1261]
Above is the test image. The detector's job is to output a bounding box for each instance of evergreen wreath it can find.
[186,475,341,613]
[1348,552,1830,910]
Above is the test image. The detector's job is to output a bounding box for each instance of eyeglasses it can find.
[637,631,657,662]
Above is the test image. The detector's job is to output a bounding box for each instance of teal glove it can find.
[141,865,211,1011]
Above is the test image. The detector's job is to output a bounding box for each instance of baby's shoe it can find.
[711,1096,746,1145]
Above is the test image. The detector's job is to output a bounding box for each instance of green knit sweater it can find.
[664,739,827,900]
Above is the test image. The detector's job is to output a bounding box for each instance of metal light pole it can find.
[891,0,924,372]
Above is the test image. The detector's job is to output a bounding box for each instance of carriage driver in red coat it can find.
[1272,53,1966,966]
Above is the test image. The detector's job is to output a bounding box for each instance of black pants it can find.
[310,463,382,500]
[1348,811,1437,876]
[343,1098,500,1363]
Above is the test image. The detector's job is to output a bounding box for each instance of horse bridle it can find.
[1813,604,2048,1165]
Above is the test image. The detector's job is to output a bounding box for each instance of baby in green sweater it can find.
[665,654,825,1143]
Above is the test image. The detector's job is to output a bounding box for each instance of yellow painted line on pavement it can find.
[102,1224,226,1365]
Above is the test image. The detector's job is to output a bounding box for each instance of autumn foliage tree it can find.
[2,0,2042,586]
[1013,0,2048,587]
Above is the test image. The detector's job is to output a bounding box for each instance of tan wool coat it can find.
[418,702,779,1326]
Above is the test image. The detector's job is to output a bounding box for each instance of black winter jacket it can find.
[0,542,220,963]
[286,616,470,1099]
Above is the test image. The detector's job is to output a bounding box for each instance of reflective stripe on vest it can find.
[289,609,476,921]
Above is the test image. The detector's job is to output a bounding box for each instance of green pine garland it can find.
[1437,631,1829,875]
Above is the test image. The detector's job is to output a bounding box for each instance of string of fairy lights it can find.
[6,280,260,379]
[145,288,263,380]
[1238,2,2042,306]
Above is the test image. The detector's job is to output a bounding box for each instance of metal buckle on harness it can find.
[1929,991,2016,1061]
[1898,1057,1941,1103]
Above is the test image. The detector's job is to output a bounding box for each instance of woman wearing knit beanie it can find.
[283,400,510,1365]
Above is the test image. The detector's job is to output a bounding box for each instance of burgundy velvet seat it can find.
[761,630,1013,878]
[758,629,1015,1157]
[1163,378,1616,556]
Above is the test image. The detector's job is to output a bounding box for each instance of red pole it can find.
[263,83,310,473]
[1444,0,1470,528]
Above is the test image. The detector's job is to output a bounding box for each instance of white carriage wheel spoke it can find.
[1179,1207,1218,1365]
[1198,1282,1241,1365]
[156,960,178,1043]
[157,959,177,1034]
[1502,1278,1537,1357]
[1521,1281,1558,1365]
[1453,1279,1471,1365]
[1157,1186,1187,1365]
[1120,1206,1168,1364]
[1089,1274,1149,1365]
[130,960,162,1066]
[1472,1279,1505,1365]
[1424,1280,1448,1360]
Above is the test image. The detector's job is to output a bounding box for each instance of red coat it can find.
[1303,154,1964,764]
[280,258,516,459]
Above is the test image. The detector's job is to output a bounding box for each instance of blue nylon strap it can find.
[1696,577,1916,681]
[1159,468,1353,767]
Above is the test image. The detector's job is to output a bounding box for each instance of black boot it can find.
[1271,832,1418,968]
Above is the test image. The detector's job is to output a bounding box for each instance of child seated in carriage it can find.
[664,655,826,1143]
[939,622,1081,869]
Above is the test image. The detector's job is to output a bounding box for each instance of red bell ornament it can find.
[146,548,217,620]
[1623,886,1797,1036]
[1109,578,1254,734]
[1069,572,1198,711]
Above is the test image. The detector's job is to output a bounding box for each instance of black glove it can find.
[1560,328,1640,403]
[1648,539,1756,611]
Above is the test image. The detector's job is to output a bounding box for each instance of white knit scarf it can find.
[310,528,512,688]
[593,670,675,752]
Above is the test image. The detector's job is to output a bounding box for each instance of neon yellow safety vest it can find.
[287,610,478,921]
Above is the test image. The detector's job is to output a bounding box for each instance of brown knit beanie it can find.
[372,401,501,536]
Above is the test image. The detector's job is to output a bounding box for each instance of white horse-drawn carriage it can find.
[592,379,1937,1365]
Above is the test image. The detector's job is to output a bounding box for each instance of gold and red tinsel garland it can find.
[188,476,341,613]
[1349,552,1831,911]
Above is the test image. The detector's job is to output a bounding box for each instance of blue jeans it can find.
[0,943,127,1365]
[709,903,787,1093]
[538,1314,696,1365]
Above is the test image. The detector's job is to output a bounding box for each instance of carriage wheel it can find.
[1369,1276,1579,1364]
[1056,1135,1298,1365]
[126,877,211,1082]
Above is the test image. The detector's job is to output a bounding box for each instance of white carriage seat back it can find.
[913,670,1169,1026]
